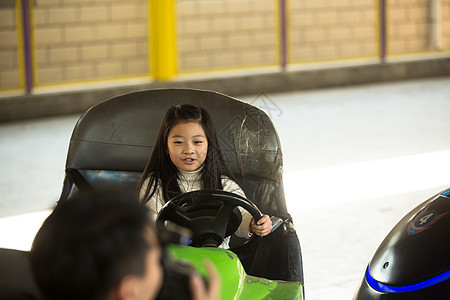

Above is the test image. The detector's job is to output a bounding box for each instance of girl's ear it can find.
[116,275,139,300]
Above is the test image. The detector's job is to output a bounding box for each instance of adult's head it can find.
[30,192,162,300]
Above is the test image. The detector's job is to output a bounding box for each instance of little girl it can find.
[137,104,272,248]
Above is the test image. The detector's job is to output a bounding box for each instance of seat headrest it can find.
[66,89,283,180]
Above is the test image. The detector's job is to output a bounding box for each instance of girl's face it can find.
[167,121,208,172]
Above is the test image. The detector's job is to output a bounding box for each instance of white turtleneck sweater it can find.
[139,168,253,249]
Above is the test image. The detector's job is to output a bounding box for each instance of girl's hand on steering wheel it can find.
[250,214,272,237]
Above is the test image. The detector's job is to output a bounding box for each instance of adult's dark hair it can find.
[30,192,152,300]
[138,104,236,203]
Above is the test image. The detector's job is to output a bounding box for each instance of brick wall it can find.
[290,0,377,63]
[177,0,278,72]
[389,0,450,54]
[0,2,21,90]
[444,0,450,49]
[33,0,149,86]
[389,0,432,54]
[0,0,449,92]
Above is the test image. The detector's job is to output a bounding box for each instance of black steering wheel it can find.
[156,190,262,248]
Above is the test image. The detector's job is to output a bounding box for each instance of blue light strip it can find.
[365,266,450,293]
[441,189,450,197]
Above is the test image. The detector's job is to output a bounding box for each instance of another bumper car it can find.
[354,188,450,299]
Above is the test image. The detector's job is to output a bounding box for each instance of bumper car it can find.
[354,188,450,299]
[0,89,304,300]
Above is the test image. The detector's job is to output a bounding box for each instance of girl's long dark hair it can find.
[137,104,236,204]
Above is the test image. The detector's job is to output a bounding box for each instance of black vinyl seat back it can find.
[59,89,303,284]
[0,248,42,300]
[60,89,287,218]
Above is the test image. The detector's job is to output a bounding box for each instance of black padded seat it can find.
[58,88,303,283]
[0,248,42,300]
[60,89,287,217]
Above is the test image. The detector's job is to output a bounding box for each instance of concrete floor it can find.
[1,77,449,299]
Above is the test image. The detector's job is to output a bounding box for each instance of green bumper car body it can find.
[167,245,303,300]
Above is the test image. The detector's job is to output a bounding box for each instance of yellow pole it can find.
[149,0,177,80]
[16,0,25,90]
